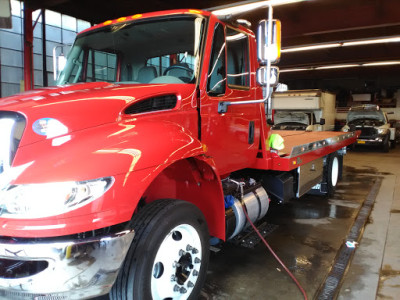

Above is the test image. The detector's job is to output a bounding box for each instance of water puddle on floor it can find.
[202,167,380,299]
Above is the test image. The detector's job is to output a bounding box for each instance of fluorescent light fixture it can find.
[362,61,400,66]
[281,60,400,72]
[342,37,400,47]
[283,36,400,53]
[212,0,306,16]
[315,64,359,70]
[280,68,309,72]
[282,43,341,53]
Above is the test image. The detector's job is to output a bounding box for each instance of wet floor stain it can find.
[380,265,400,279]
[377,265,400,298]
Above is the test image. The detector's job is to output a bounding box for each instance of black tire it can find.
[390,139,396,149]
[110,199,209,300]
[382,135,390,152]
[326,152,340,197]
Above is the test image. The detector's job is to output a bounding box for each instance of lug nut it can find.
[171,275,177,282]
[179,249,186,256]
[194,257,201,264]
[192,248,199,254]
[187,281,194,288]
[174,285,180,292]
[192,270,199,276]
[186,244,193,251]
[173,261,181,268]
[179,287,187,294]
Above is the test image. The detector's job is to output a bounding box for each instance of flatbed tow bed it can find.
[254,130,359,171]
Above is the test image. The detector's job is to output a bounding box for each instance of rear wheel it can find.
[110,199,209,300]
[326,153,339,197]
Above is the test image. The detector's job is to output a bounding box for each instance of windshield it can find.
[347,110,386,126]
[57,16,205,85]
[274,111,310,126]
[272,111,311,130]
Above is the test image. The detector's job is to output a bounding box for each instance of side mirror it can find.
[257,19,281,64]
[319,118,326,126]
[257,66,279,87]
[52,45,68,81]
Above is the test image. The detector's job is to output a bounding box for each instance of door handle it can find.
[248,121,255,144]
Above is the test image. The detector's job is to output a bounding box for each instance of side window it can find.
[207,23,226,96]
[226,27,250,88]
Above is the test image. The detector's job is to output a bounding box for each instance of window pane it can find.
[226,27,250,87]
[207,23,226,96]
[62,14,77,32]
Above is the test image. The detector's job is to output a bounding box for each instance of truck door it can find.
[200,21,260,176]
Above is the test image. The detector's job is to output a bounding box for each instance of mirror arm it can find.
[218,99,267,114]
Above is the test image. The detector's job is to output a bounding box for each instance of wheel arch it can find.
[141,157,226,240]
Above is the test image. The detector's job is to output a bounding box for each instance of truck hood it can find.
[0,82,195,146]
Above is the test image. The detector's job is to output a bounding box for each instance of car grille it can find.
[0,111,26,174]
[357,126,376,138]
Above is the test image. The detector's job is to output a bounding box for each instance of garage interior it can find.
[0,0,399,299]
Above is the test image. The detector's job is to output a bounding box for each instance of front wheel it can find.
[382,134,390,152]
[110,199,209,300]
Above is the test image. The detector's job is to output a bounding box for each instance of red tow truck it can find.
[0,5,357,300]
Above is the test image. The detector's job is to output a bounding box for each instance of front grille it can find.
[0,111,26,174]
[357,126,376,138]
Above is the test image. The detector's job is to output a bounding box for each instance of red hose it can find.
[242,208,308,300]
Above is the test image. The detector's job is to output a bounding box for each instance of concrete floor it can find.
[200,146,400,300]
[338,146,400,300]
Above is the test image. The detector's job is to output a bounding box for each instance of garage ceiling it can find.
[24,0,400,92]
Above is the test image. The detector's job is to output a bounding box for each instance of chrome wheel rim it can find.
[151,224,202,300]
[331,157,339,187]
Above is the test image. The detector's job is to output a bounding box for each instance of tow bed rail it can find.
[253,130,359,171]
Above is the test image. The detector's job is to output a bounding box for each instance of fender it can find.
[3,119,225,238]
[142,157,226,240]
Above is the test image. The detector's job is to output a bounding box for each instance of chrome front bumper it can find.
[0,229,135,299]
[356,137,384,145]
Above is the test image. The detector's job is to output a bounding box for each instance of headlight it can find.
[377,128,388,135]
[0,177,114,219]
[341,126,349,132]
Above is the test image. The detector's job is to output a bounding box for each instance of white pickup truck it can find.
[342,104,396,152]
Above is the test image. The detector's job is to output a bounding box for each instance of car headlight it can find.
[377,128,388,135]
[0,177,114,219]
